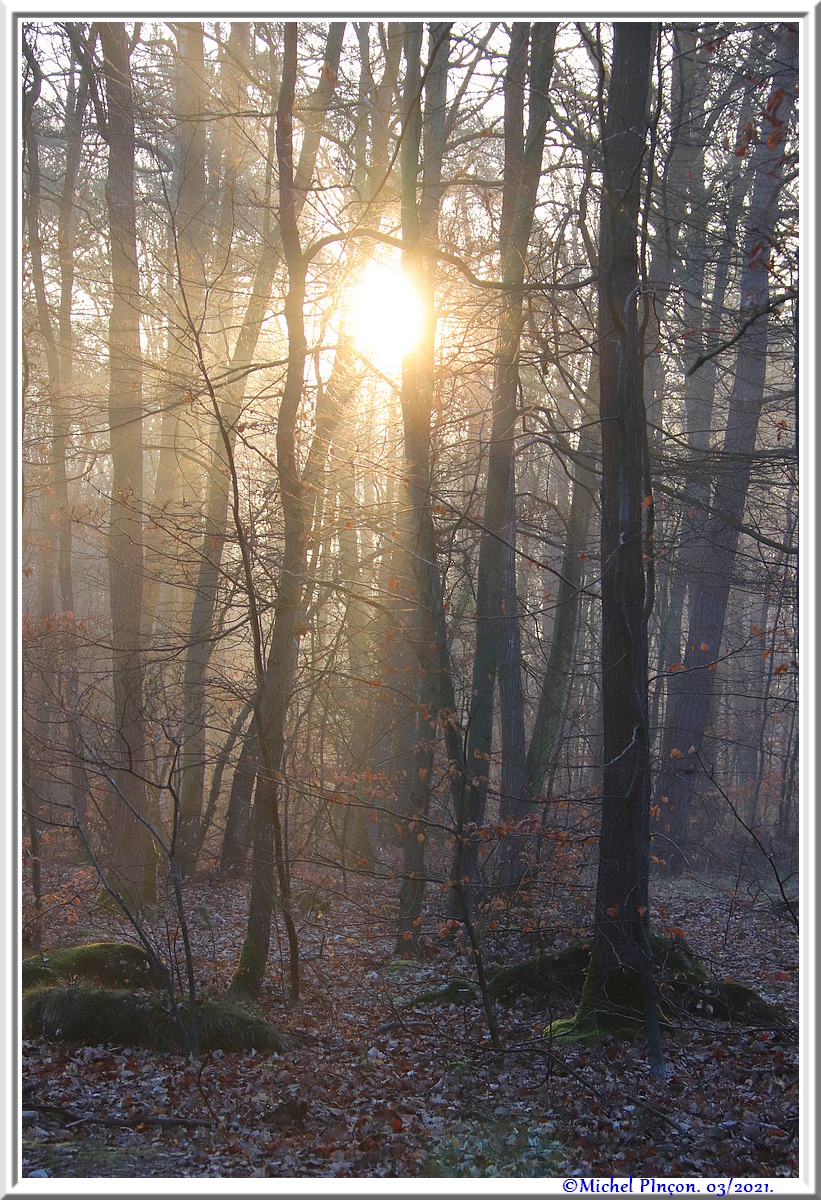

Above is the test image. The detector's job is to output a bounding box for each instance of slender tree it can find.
[655,21,798,869]
[99,21,156,908]
[449,23,557,905]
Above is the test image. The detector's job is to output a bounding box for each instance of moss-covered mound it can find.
[487,934,791,1032]
[408,978,478,1007]
[23,986,295,1054]
[488,940,592,1003]
[695,979,792,1028]
[22,943,167,993]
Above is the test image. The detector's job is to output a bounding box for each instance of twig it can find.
[64,1111,215,1130]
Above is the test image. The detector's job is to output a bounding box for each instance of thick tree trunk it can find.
[651,31,761,767]
[229,25,352,999]
[395,21,436,946]
[578,23,660,1065]
[149,23,211,875]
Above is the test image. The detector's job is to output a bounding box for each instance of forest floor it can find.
[21,849,800,1181]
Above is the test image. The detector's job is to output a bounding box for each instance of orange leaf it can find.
[391,1116,404,1132]
[607,903,620,918]
[642,495,653,509]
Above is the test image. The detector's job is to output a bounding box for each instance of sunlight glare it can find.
[347,261,424,373]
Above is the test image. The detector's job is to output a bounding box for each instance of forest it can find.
[19,17,802,1183]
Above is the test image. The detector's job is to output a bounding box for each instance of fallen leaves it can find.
[21,863,798,1180]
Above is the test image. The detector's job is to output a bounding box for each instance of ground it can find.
[21,854,799,1180]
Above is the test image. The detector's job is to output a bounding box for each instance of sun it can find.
[347,260,425,373]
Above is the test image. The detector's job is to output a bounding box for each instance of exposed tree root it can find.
[488,934,792,1041]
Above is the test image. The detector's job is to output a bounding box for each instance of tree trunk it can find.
[394,20,437,947]
[450,23,557,905]
[524,390,600,810]
[100,22,156,909]
[578,23,660,1066]
[22,35,91,834]
[229,23,306,1001]
[655,22,798,870]
[142,20,209,645]
[177,22,344,874]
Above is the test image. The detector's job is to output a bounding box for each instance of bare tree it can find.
[99,21,156,909]
[576,22,664,1071]
[655,22,798,870]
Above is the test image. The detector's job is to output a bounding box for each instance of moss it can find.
[545,1011,645,1044]
[701,979,791,1027]
[22,943,167,993]
[23,985,295,1054]
[195,997,297,1052]
[294,889,328,914]
[386,959,418,973]
[227,934,267,1002]
[23,1138,192,1178]
[492,932,791,1049]
[649,932,707,984]
[489,935,706,1008]
[575,951,651,1033]
[488,941,591,1003]
[409,979,477,1006]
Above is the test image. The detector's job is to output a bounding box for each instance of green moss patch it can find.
[408,978,477,1007]
[488,940,592,1003]
[23,985,295,1054]
[23,943,167,993]
[544,1012,645,1044]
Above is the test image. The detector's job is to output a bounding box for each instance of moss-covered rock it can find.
[23,986,295,1054]
[22,943,168,993]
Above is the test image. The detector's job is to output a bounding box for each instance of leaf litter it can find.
[22,864,798,1179]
